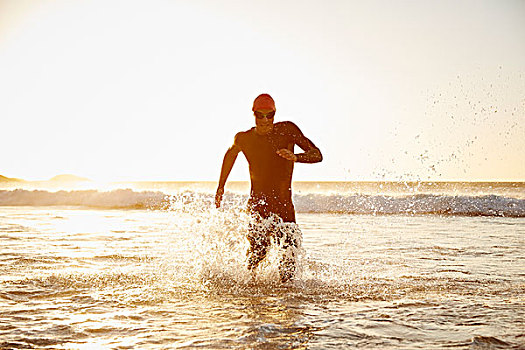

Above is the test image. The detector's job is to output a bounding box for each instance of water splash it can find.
[163,194,305,291]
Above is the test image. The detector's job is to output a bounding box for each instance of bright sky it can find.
[1,0,524,182]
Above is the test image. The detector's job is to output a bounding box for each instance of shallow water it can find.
[1,204,523,349]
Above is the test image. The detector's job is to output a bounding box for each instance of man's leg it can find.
[246,221,270,271]
[275,225,299,283]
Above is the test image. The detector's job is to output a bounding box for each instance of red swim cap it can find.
[252,94,276,111]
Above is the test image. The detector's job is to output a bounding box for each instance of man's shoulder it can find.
[274,121,301,134]
[235,128,254,138]
[234,128,254,144]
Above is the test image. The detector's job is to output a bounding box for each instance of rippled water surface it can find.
[1,206,524,349]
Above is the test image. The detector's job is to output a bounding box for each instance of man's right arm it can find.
[215,140,241,208]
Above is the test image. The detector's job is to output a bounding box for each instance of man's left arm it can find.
[276,122,323,163]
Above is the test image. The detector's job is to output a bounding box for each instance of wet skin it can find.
[216,109,322,278]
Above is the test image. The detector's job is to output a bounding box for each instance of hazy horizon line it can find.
[1,174,524,184]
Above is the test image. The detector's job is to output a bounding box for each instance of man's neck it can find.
[255,125,273,135]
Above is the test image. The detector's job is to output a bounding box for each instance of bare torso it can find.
[234,121,320,222]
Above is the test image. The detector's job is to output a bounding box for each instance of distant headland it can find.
[0,175,24,182]
[0,174,91,183]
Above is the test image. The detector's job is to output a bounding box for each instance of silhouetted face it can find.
[254,109,275,135]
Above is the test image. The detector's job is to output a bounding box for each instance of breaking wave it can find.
[0,189,524,217]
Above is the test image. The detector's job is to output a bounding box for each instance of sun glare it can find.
[0,0,523,181]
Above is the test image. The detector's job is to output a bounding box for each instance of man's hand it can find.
[215,187,224,208]
[276,149,297,162]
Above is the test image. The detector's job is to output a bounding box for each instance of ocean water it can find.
[0,182,524,349]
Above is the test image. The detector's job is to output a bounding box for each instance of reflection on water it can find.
[0,206,524,349]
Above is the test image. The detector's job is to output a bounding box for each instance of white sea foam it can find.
[0,188,524,217]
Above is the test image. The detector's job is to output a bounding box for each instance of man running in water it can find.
[215,94,322,282]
